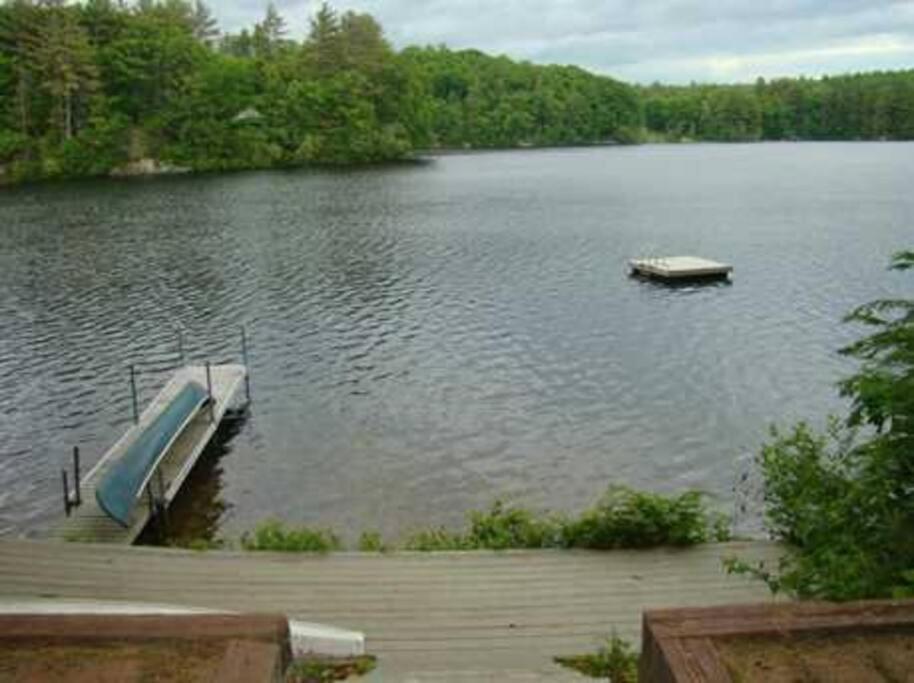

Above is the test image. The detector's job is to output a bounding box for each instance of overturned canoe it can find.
[95,381,209,527]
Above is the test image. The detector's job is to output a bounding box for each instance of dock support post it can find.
[241,325,252,404]
[130,364,139,425]
[61,469,71,516]
[155,469,170,540]
[205,361,214,423]
[72,446,81,507]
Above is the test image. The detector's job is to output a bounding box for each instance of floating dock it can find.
[51,364,247,545]
[630,256,732,281]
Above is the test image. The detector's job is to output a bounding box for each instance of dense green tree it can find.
[190,0,218,46]
[2,0,913,184]
[249,2,285,59]
[28,4,99,139]
[643,71,914,142]
[741,252,914,600]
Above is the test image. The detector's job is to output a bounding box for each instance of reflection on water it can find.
[137,408,249,546]
[1,143,912,541]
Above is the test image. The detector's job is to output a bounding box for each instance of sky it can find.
[212,0,914,84]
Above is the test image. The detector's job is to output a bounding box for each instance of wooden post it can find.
[72,446,81,507]
[241,325,252,404]
[61,469,71,517]
[130,364,139,424]
[205,361,214,423]
[156,469,170,540]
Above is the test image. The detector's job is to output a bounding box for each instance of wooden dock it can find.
[51,365,247,545]
[0,539,784,679]
[630,256,732,281]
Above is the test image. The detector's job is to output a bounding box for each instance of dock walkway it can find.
[51,365,246,544]
[0,539,782,679]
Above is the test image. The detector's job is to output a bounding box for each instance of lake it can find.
[0,143,911,542]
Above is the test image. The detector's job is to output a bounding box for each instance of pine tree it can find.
[191,0,219,45]
[252,2,285,58]
[27,5,99,139]
[306,2,342,75]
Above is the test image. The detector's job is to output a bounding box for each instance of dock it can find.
[51,364,247,545]
[630,256,732,281]
[0,539,784,679]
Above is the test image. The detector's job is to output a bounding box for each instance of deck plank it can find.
[0,539,783,676]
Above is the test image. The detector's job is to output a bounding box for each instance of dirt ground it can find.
[716,632,914,683]
[0,640,233,682]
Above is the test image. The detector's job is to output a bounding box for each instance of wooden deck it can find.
[0,540,783,679]
[50,365,246,545]
[630,256,733,280]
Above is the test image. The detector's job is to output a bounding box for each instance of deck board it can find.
[630,256,732,280]
[0,539,783,677]
[50,365,246,544]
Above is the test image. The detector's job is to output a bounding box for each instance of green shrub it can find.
[402,492,726,551]
[466,500,562,549]
[555,634,639,681]
[732,251,914,600]
[285,655,376,682]
[404,500,562,550]
[0,129,28,161]
[357,530,387,552]
[403,526,472,551]
[241,519,340,553]
[562,486,726,549]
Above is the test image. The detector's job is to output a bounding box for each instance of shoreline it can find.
[3,138,912,189]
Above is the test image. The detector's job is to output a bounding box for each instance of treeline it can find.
[0,0,640,182]
[0,1,429,181]
[642,72,914,142]
[402,47,642,148]
[1,1,913,184]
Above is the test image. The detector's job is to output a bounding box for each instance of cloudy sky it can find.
[213,0,914,84]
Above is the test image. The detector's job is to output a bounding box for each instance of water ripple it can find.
[0,144,911,538]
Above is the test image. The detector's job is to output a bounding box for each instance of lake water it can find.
[1,143,911,542]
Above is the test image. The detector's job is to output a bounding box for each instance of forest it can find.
[1,0,913,183]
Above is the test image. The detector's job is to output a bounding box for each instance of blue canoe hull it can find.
[95,381,209,527]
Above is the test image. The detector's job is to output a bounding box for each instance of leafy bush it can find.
[357,530,386,552]
[554,634,639,681]
[734,251,914,600]
[404,500,561,550]
[241,519,340,553]
[0,129,29,161]
[563,486,728,549]
[403,491,726,551]
[403,527,472,551]
[285,655,376,682]
[466,500,563,549]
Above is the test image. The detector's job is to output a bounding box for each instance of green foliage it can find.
[563,486,728,549]
[642,72,914,142]
[241,519,341,553]
[285,655,377,682]
[0,129,28,160]
[402,46,642,148]
[554,634,639,681]
[403,489,726,551]
[737,251,914,600]
[357,531,386,552]
[3,2,914,183]
[403,500,562,550]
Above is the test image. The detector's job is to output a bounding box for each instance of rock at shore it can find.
[110,158,191,178]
